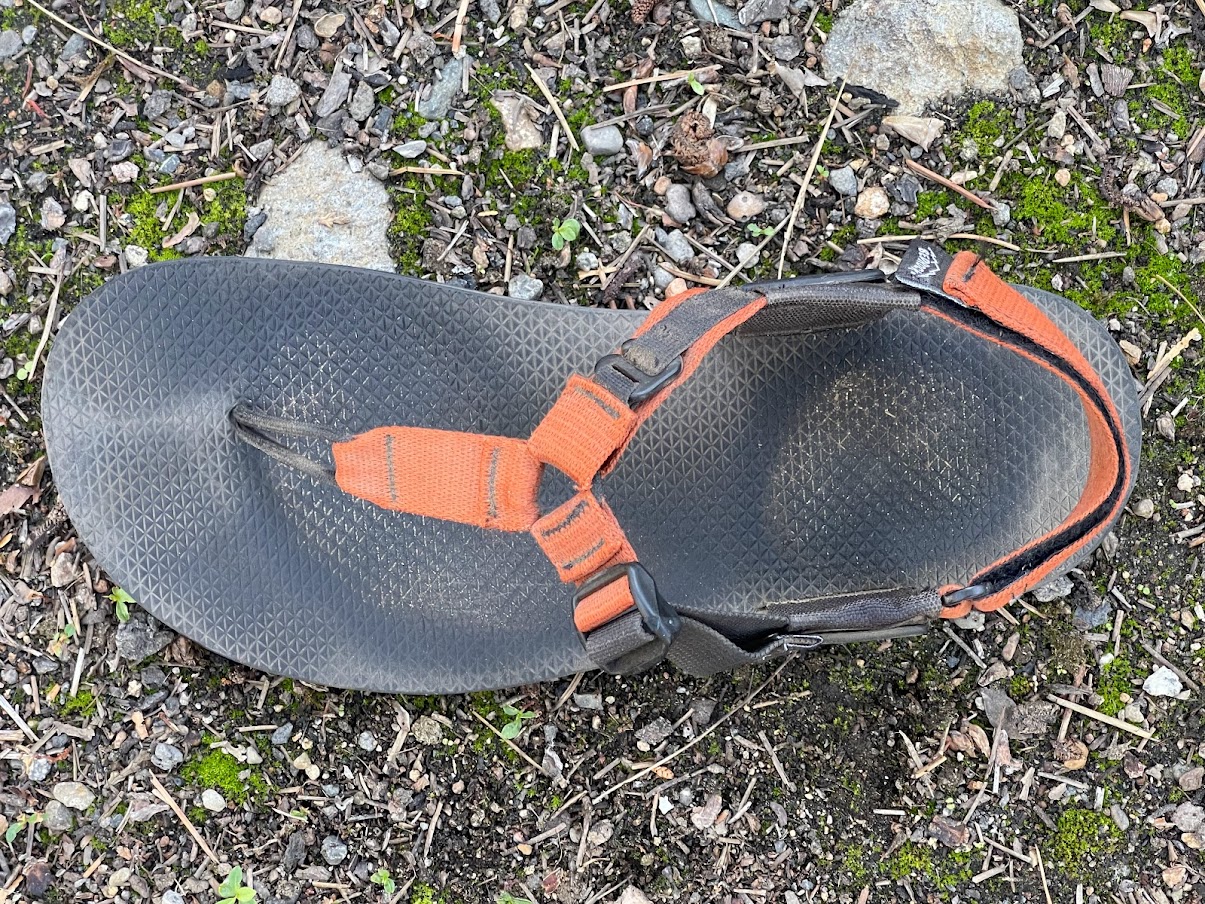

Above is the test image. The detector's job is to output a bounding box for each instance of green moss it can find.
[814,11,833,31]
[1013,175,1116,247]
[181,740,269,806]
[841,844,871,884]
[954,100,1013,158]
[1098,657,1133,717]
[1049,808,1121,877]
[882,842,933,880]
[410,883,449,904]
[187,806,208,824]
[1089,15,1134,52]
[1162,45,1198,85]
[388,176,433,276]
[1008,674,1031,700]
[199,178,247,238]
[820,224,858,262]
[105,0,182,50]
[60,689,97,718]
[124,192,183,261]
[914,190,951,220]
[391,110,427,137]
[192,39,209,55]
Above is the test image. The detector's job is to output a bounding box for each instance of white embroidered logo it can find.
[909,246,939,279]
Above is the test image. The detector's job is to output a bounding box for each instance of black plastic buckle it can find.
[941,583,993,609]
[574,563,681,649]
[594,341,683,406]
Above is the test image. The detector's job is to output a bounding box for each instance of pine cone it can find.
[670,111,729,178]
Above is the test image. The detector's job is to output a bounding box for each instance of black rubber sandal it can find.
[43,240,1140,692]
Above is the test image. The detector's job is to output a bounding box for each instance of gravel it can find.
[0,30,22,59]
[664,183,696,224]
[265,74,301,106]
[151,742,184,770]
[828,165,858,197]
[0,203,14,244]
[52,781,95,810]
[417,56,465,120]
[321,836,348,865]
[660,228,694,264]
[114,611,176,662]
[582,125,624,157]
[507,273,544,300]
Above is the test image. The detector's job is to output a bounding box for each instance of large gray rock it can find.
[247,143,394,272]
[823,0,1023,115]
[115,611,175,662]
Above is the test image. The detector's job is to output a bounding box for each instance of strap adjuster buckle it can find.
[594,343,683,406]
[941,583,993,609]
[574,562,680,648]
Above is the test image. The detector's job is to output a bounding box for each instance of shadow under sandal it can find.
[43,240,1141,693]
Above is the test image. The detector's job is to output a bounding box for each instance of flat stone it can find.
[1032,574,1073,602]
[60,32,88,61]
[321,836,348,865]
[417,56,465,120]
[27,757,52,782]
[823,0,1023,115]
[689,0,742,27]
[247,143,394,272]
[314,67,353,118]
[664,184,696,223]
[40,198,65,231]
[508,273,544,300]
[42,800,73,833]
[394,139,427,158]
[0,204,15,245]
[115,610,176,662]
[53,780,96,810]
[573,693,603,710]
[739,0,788,24]
[635,717,674,746]
[271,721,294,745]
[770,34,802,61]
[357,731,377,751]
[1172,802,1205,833]
[348,80,375,121]
[582,124,624,157]
[412,715,444,745]
[828,166,858,197]
[492,93,544,151]
[661,229,693,264]
[736,242,760,268]
[854,186,890,218]
[0,30,22,60]
[152,742,184,770]
[201,789,225,811]
[1143,666,1184,698]
[283,831,307,871]
[726,191,765,220]
[265,74,301,106]
[691,793,723,830]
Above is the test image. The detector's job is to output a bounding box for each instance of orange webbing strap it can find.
[332,426,542,532]
[527,375,636,489]
[933,252,1130,616]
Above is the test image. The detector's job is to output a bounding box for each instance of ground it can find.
[0,0,1204,902]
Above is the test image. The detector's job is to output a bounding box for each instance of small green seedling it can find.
[550,218,580,251]
[370,869,397,895]
[500,703,536,740]
[108,587,134,623]
[687,72,705,95]
[5,811,41,843]
[218,867,256,904]
[15,362,33,382]
[747,223,776,238]
[497,893,535,904]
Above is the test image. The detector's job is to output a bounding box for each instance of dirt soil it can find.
[1,0,1204,902]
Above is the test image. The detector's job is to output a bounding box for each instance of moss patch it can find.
[1097,657,1133,717]
[953,100,1013,159]
[105,0,184,50]
[1049,808,1121,878]
[881,842,932,880]
[181,739,269,806]
[60,688,97,719]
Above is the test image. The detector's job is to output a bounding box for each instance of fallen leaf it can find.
[0,483,35,515]
[162,211,201,249]
[1119,8,1159,37]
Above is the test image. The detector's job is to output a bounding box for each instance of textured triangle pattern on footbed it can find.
[43,259,1140,692]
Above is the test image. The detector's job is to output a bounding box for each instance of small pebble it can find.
[357,731,377,752]
[264,74,301,106]
[853,186,890,218]
[828,166,858,197]
[726,191,765,220]
[321,835,349,865]
[508,273,544,301]
[27,757,52,782]
[1133,498,1155,519]
[201,789,225,811]
[661,229,693,265]
[663,184,696,224]
[272,722,294,745]
[42,800,73,833]
[574,693,603,710]
[1177,473,1194,493]
[582,125,624,157]
[53,781,96,810]
[1143,666,1183,698]
[152,742,184,771]
[412,715,444,745]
